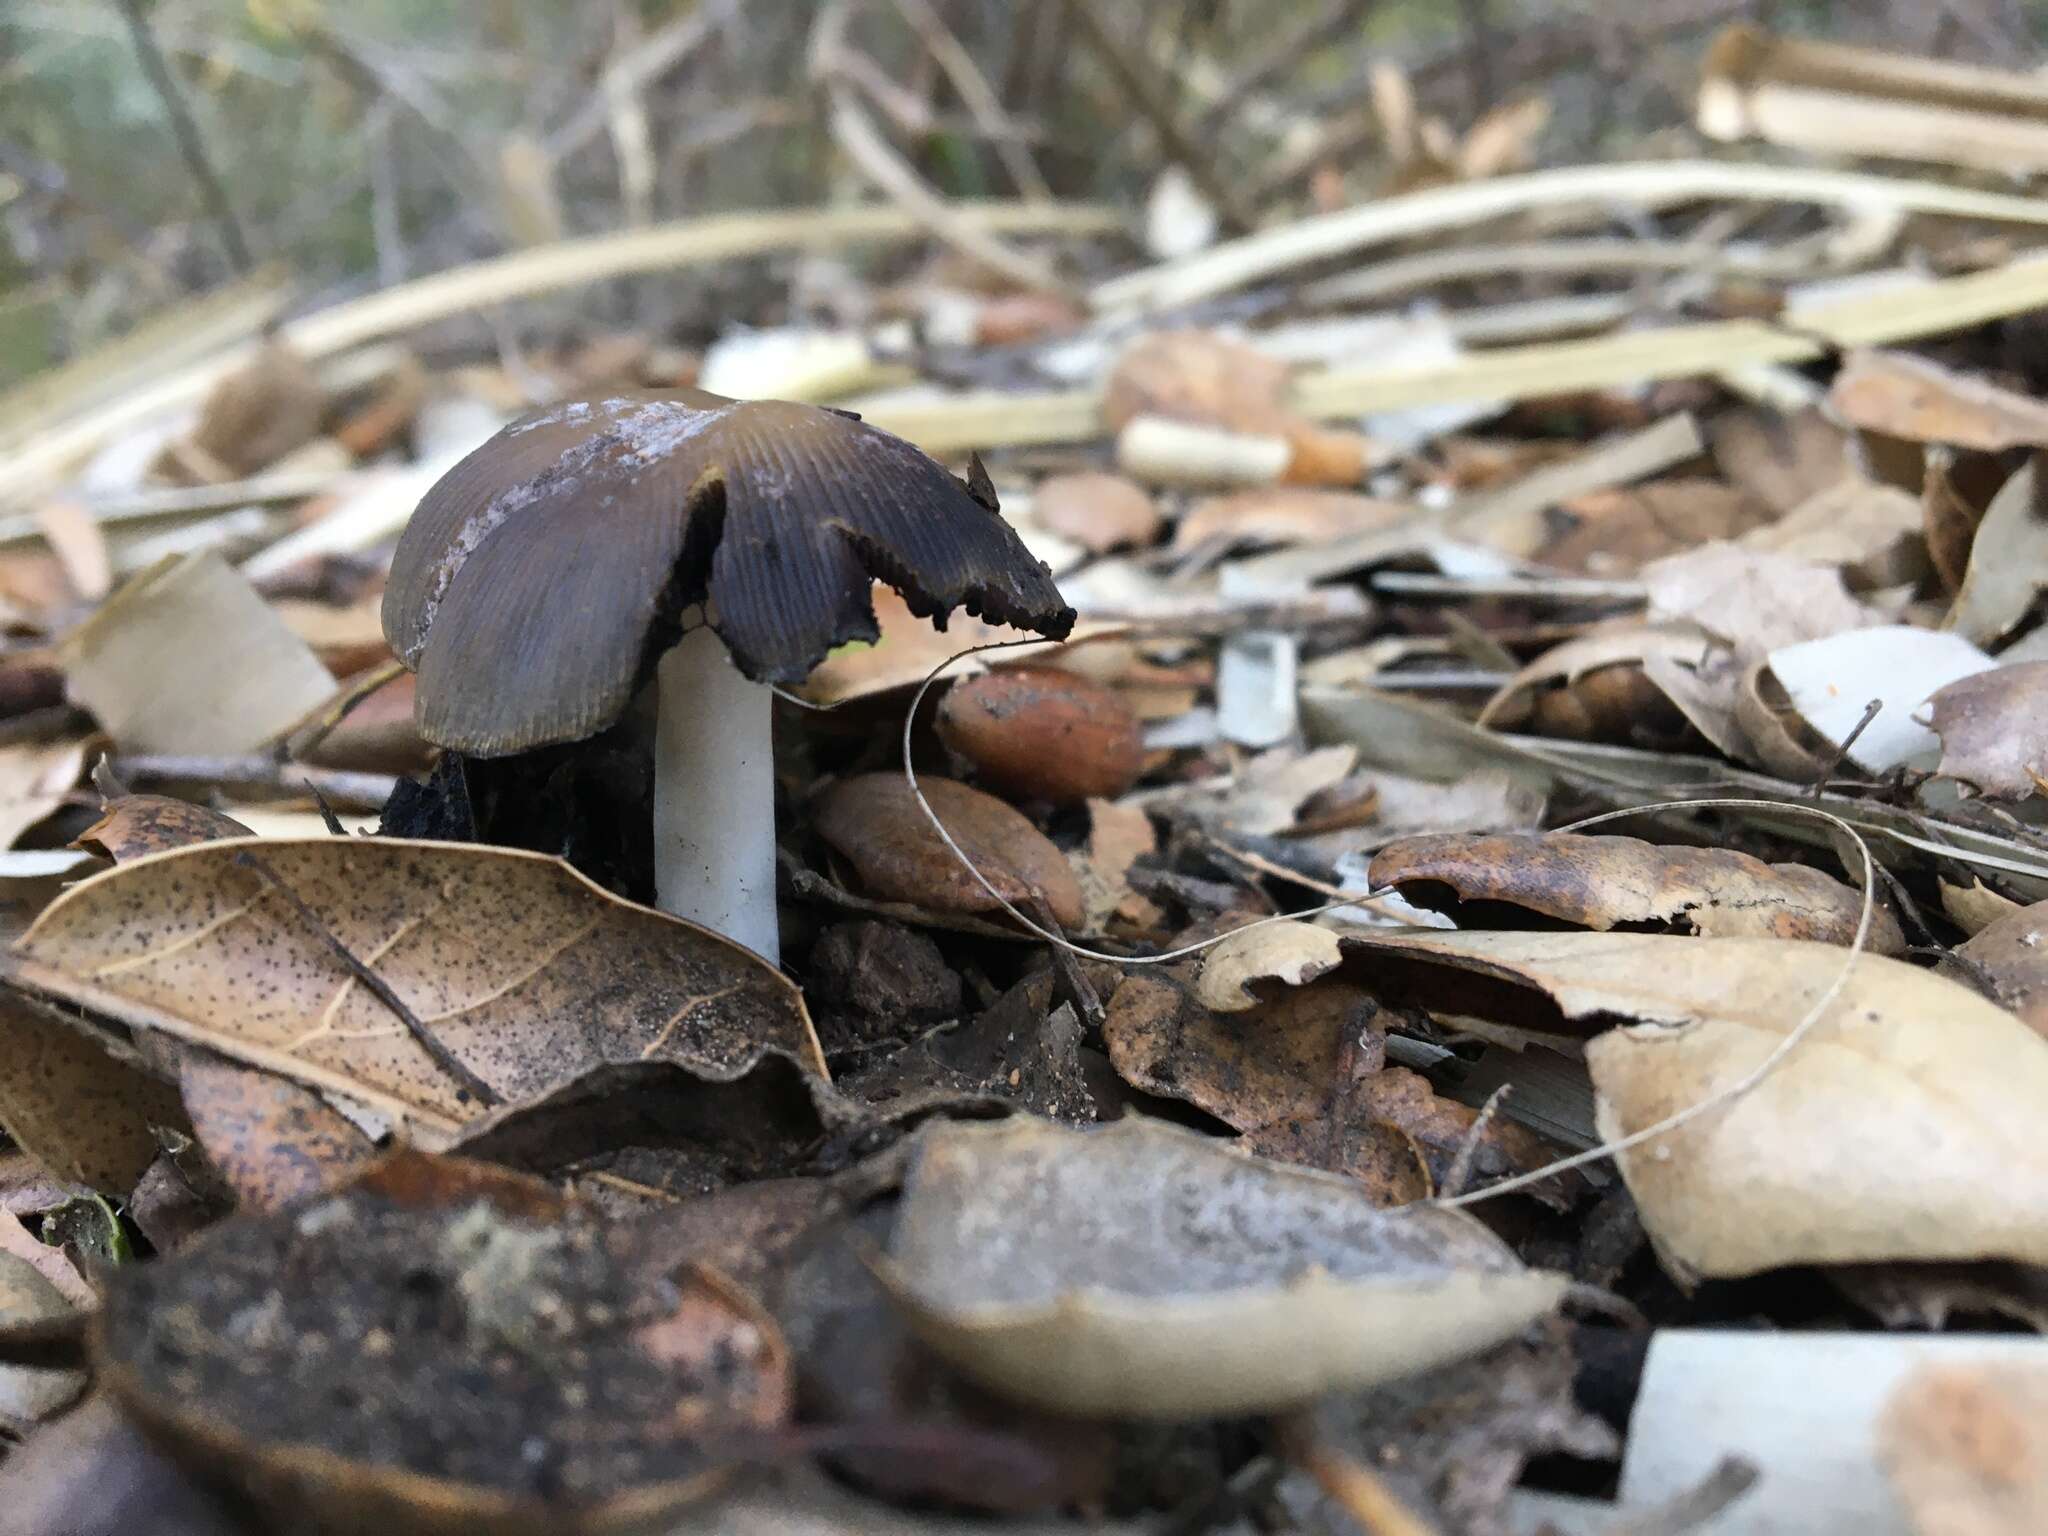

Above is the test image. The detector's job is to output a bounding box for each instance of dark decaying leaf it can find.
[1370,831,1902,952]
[879,1115,1566,1418]
[1947,898,2048,1041]
[1927,662,2048,800]
[1292,1318,1615,1536]
[382,390,1073,753]
[813,773,1084,929]
[2,838,825,1144]
[1102,974,1573,1207]
[93,1149,790,1533]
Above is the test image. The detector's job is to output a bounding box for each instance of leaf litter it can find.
[13,12,2048,1531]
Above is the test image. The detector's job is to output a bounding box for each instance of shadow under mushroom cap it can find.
[382,389,1074,755]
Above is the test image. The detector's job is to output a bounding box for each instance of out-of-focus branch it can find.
[890,0,1053,201]
[111,0,252,272]
[809,0,1071,295]
[1061,0,1258,235]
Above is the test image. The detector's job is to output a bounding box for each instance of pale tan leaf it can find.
[1196,921,1344,1012]
[880,1115,1566,1418]
[2,839,824,1145]
[59,552,336,754]
[1331,928,2048,1277]
[0,740,87,852]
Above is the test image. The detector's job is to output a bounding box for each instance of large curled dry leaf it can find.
[1,839,824,1144]
[879,1115,1566,1419]
[1334,929,2048,1278]
[1369,832,1903,952]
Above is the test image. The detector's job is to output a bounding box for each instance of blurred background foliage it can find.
[4,0,2043,384]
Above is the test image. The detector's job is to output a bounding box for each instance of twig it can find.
[231,850,500,1109]
[1807,699,1883,797]
[891,0,1053,201]
[1276,1412,1443,1536]
[112,0,252,271]
[1059,0,1258,234]
[108,755,398,810]
[1189,0,1380,137]
[1442,1083,1511,1200]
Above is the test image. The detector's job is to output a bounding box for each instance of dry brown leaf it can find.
[1880,1360,2048,1536]
[880,1115,1566,1418]
[1541,480,1770,576]
[0,1250,85,1432]
[173,1051,370,1211]
[1742,476,1926,586]
[0,740,87,852]
[177,336,325,480]
[797,584,1058,705]
[813,774,1083,929]
[96,1148,787,1530]
[2,838,825,1145]
[1173,488,1412,554]
[0,1214,90,1308]
[1948,899,2048,1041]
[1927,663,2048,800]
[1830,349,2048,452]
[69,792,372,1206]
[1029,473,1161,554]
[1370,832,1902,952]
[1940,878,2023,937]
[1332,928,2048,1278]
[1924,447,1998,599]
[0,993,188,1196]
[1069,798,1161,935]
[74,795,252,862]
[1102,974,1562,1206]
[31,499,110,604]
[1195,920,1344,1012]
[1102,330,1295,438]
[1709,406,1854,515]
[1479,622,1710,746]
[1949,453,2048,648]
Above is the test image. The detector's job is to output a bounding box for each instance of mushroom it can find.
[382,389,1073,963]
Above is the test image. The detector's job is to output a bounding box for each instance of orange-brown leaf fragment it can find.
[938,668,1144,806]
[1880,1360,2048,1536]
[1370,832,1903,953]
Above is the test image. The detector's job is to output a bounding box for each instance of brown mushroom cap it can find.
[382,389,1074,754]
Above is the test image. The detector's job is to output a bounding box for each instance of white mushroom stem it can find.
[652,621,780,963]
